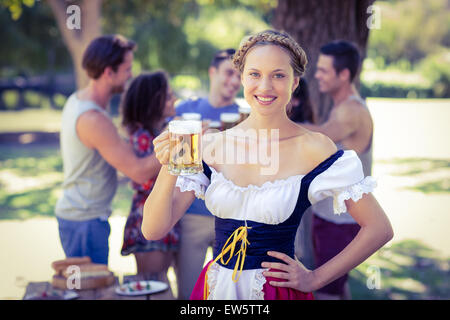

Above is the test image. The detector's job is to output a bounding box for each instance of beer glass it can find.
[208,121,222,130]
[220,113,241,130]
[181,112,202,121]
[168,120,203,175]
[238,105,251,123]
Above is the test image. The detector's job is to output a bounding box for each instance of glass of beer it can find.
[182,113,201,121]
[220,113,241,131]
[168,120,203,176]
[208,121,222,131]
[238,105,251,123]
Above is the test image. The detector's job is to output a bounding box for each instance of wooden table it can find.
[23,273,175,300]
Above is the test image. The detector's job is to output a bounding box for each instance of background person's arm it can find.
[76,110,161,184]
[302,102,360,142]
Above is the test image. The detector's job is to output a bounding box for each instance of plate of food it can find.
[115,280,168,296]
[23,289,79,300]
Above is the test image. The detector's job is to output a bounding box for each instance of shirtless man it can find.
[302,40,374,300]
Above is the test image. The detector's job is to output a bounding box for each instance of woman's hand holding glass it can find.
[153,130,171,166]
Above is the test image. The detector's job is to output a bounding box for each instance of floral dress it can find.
[121,127,180,256]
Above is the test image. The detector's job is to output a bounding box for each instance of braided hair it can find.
[232,29,308,77]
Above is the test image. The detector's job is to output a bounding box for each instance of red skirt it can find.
[190,261,314,300]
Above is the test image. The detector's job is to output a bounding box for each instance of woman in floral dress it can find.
[120,71,179,279]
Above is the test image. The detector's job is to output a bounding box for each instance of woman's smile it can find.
[255,95,277,105]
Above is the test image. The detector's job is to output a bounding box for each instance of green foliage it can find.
[98,1,272,91]
[419,52,450,98]
[2,0,447,99]
[365,0,450,100]
[0,1,71,77]
[376,158,450,194]
[360,59,439,98]
[369,0,449,66]
[361,82,435,99]
[2,90,19,109]
[349,239,449,300]
[23,90,41,108]
[0,144,62,219]
[0,0,273,85]
[171,75,203,91]
[184,6,270,50]
[361,54,449,98]
[52,93,67,109]
[0,0,35,20]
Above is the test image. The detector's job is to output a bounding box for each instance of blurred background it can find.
[0,0,449,300]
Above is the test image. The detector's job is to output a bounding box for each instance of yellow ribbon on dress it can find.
[204,225,251,299]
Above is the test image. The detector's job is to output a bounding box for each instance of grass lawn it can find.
[349,240,449,299]
[0,109,62,133]
[0,144,133,220]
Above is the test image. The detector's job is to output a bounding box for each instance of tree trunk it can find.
[48,0,102,89]
[273,0,375,123]
[273,0,375,271]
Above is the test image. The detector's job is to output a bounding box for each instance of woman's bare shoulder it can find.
[301,131,338,163]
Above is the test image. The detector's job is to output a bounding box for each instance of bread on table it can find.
[51,256,92,275]
[51,257,115,290]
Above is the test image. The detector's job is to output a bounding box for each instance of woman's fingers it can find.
[262,251,315,292]
[261,261,291,272]
[153,131,171,165]
[267,251,295,265]
[153,138,169,153]
[262,270,290,280]
[268,280,293,288]
[162,148,170,164]
[153,130,169,145]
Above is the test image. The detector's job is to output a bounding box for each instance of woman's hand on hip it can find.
[261,251,318,293]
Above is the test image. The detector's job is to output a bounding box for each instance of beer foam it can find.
[208,121,221,128]
[238,106,251,113]
[220,113,240,122]
[169,120,201,134]
[182,112,201,120]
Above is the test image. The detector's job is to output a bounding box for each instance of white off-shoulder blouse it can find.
[175,150,376,299]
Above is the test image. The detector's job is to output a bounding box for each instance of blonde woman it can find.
[142,30,393,300]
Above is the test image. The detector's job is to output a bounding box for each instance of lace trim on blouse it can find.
[210,167,304,191]
[333,176,377,214]
[175,172,209,200]
[206,262,219,300]
[251,269,267,300]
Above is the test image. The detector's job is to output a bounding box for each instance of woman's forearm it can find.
[312,224,393,291]
[142,165,177,240]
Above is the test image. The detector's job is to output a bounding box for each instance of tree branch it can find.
[48,0,79,52]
